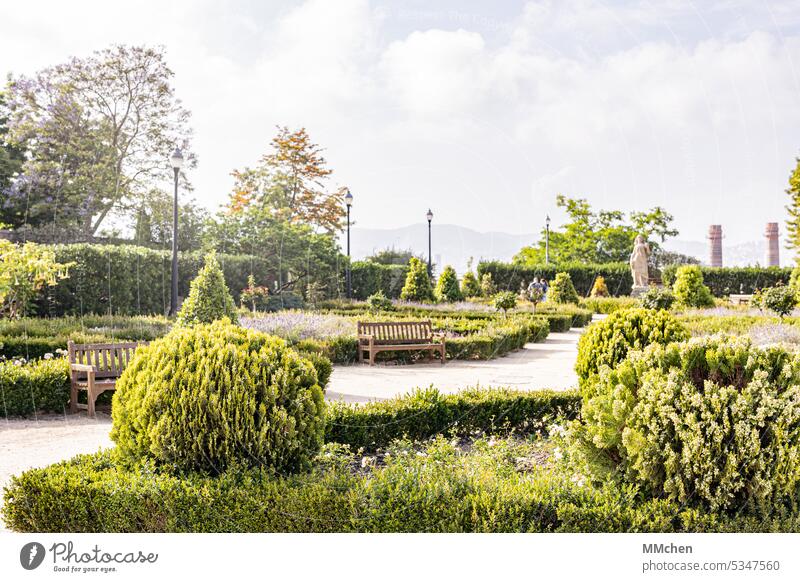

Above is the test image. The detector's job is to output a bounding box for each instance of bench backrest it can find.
[357,321,433,345]
[67,341,146,379]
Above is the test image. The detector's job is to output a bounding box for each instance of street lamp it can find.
[169,147,184,316]
[344,188,353,299]
[426,208,433,277]
[545,214,551,265]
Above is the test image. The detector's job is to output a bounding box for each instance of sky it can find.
[2,0,800,245]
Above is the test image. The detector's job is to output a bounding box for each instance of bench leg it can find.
[70,381,78,413]
[369,349,376,366]
[440,344,446,364]
[86,373,96,418]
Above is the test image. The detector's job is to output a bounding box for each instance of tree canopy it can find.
[1,45,193,237]
[514,195,678,265]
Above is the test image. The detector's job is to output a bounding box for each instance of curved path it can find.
[0,325,582,530]
[327,328,581,402]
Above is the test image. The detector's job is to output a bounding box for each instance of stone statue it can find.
[629,235,650,288]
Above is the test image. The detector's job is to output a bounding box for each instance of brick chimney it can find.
[708,225,723,267]
[765,222,779,267]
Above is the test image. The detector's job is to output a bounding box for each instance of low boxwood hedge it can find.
[5,438,798,533]
[325,387,581,449]
[0,358,71,416]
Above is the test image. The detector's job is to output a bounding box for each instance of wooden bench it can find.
[357,320,445,366]
[729,294,754,306]
[68,340,147,418]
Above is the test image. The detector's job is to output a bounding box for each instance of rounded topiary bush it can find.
[575,307,688,391]
[111,320,325,474]
[571,336,800,513]
[672,265,714,308]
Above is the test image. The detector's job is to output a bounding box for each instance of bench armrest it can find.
[357,334,375,340]
[431,332,446,341]
[70,363,96,373]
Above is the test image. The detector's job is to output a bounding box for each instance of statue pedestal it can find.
[630,286,648,298]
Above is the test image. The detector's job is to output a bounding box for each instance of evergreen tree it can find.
[461,270,481,298]
[434,265,463,302]
[176,251,238,326]
[400,257,434,302]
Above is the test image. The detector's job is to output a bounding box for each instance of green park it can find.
[4,40,800,535]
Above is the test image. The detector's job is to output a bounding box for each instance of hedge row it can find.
[478,261,633,297]
[295,315,550,364]
[349,262,409,300]
[6,440,796,533]
[662,265,793,297]
[0,358,71,416]
[32,244,277,317]
[325,387,581,449]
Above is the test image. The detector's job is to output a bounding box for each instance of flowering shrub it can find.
[751,284,797,318]
[241,311,355,341]
[240,274,270,312]
[493,291,517,315]
[638,286,674,311]
[576,308,689,391]
[571,336,800,513]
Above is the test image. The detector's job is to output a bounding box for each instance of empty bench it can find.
[68,340,147,418]
[357,320,446,366]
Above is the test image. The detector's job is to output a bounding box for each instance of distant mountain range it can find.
[341,224,793,273]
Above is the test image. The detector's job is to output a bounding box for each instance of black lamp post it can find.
[344,188,353,299]
[545,214,551,265]
[426,208,433,277]
[169,147,184,316]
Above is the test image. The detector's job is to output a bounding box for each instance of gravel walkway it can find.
[0,325,583,531]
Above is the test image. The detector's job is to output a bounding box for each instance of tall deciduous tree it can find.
[0,91,25,211]
[514,195,678,265]
[3,45,194,236]
[229,126,345,233]
[785,158,800,256]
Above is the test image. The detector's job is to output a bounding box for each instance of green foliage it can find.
[0,357,70,415]
[365,247,421,265]
[349,261,408,300]
[785,157,800,254]
[752,285,797,318]
[326,387,581,449]
[366,290,394,312]
[110,320,326,474]
[434,265,463,303]
[400,257,434,302]
[0,241,72,319]
[581,296,638,314]
[479,272,497,297]
[27,243,272,317]
[638,286,675,311]
[572,337,800,513]
[589,276,609,298]
[176,252,238,326]
[575,308,689,390]
[8,436,800,533]
[479,261,632,297]
[460,270,481,298]
[662,265,792,297]
[514,195,677,264]
[548,272,580,304]
[240,274,271,312]
[671,265,714,308]
[493,291,517,315]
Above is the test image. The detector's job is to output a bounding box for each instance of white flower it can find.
[44,353,53,360]
[548,423,567,438]
[553,447,564,461]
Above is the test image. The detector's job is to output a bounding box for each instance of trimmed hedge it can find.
[662,265,793,297]
[6,439,799,533]
[325,387,581,449]
[478,261,633,297]
[0,358,70,416]
[32,243,276,317]
[350,262,408,300]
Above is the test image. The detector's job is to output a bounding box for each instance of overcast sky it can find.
[3,0,800,244]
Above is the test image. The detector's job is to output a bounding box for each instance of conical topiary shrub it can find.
[434,265,463,302]
[400,257,434,302]
[549,272,580,304]
[176,251,238,326]
[461,270,481,298]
